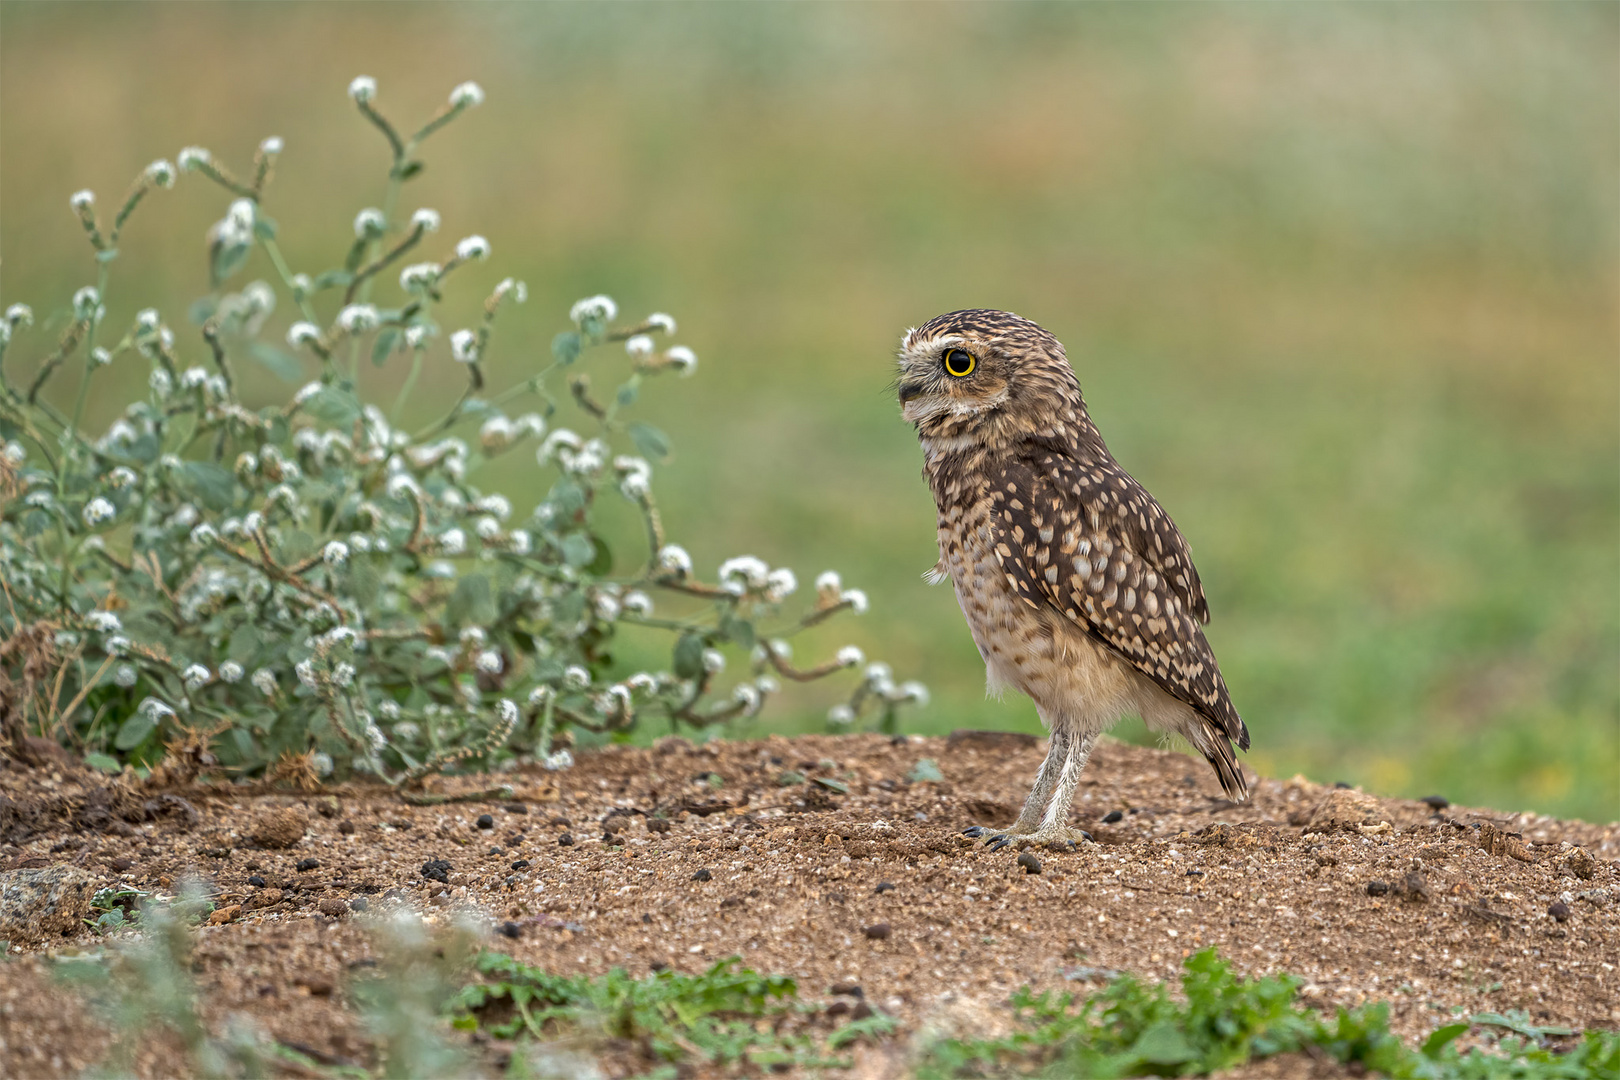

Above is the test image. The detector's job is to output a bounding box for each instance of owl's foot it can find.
[962,824,1094,853]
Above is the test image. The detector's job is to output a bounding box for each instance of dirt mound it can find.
[0,733,1613,1076]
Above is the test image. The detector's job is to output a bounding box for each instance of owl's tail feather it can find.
[1187,719,1249,802]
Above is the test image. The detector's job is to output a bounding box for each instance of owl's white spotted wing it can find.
[987,437,1249,749]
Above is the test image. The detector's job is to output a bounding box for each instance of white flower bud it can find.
[474,494,511,520]
[337,304,380,333]
[290,272,313,295]
[399,262,439,291]
[646,312,677,333]
[449,80,485,108]
[5,303,33,328]
[115,665,137,688]
[188,523,218,546]
[177,147,211,171]
[625,334,655,358]
[563,665,590,691]
[765,567,797,600]
[146,159,177,188]
[70,189,95,211]
[353,207,386,239]
[568,294,617,326]
[312,751,334,777]
[182,664,211,690]
[332,662,355,687]
[701,649,726,674]
[622,590,653,617]
[542,749,574,771]
[73,286,101,319]
[82,497,116,526]
[455,235,491,261]
[259,136,283,155]
[450,328,478,362]
[836,645,865,668]
[348,75,378,103]
[323,540,349,566]
[287,321,322,347]
[827,704,855,726]
[252,668,278,695]
[476,650,503,674]
[219,661,244,683]
[85,611,122,633]
[404,324,431,349]
[108,466,138,488]
[410,207,440,233]
[656,544,692,576]
[91,347,112,366]
[665,345,697,376]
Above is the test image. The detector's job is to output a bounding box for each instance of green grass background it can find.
[2,2,1615,822]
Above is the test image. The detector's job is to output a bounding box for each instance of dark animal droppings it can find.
[247,875,267,887]
[558,834,575,847]
[511,859,530,870]
[421,858,452,883]
[1549,901,1571,923]
[692,868,712,881]
[295,858,320,872]
[862,922,891,940]
[475,814,494,830]
[498,921,522,939]
[1367,880,1390,897]
[1101,810,1124,824]
[874,882,896,894]
[1421,795,1450,809]
[1017,852,1042,875]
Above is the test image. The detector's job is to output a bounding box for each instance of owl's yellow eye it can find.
[942,348,976,377]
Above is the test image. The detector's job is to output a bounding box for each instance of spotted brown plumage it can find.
[898,309,1249,850]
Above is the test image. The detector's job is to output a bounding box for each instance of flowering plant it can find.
[0,77,923,789]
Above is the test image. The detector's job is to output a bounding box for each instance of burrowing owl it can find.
[898,309,1249,851]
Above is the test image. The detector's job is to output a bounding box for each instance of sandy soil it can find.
[0,732,1614,1078]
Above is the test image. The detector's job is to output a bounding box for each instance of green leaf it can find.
[114,711,156,751]
[180,460,236,512]
[628,421,672,463]
[211,241,251,286]
[673,632,706,679]
[312,269,354,292]
[188,297,217,325]
[616,383,638,407]
[447,574,496,627]
[1421,1023,1469,1059]
[371,328,399,366]
[1131,1021,1197,1066]
[561,533,596,568]
[812,777,848,794]
[248,342,303,383]
[907,758,945,783]
[585,536,613,577]
[351,561,381,606]
[303,386,361,427]
[396,160,425,181]
[719,614,755,651]
[252,216,279,240]
[551,331,582,365]
[84,753,122,773]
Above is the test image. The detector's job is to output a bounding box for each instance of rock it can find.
[317,898,348,917]
[247,875,268,888]
[251,807,307,849]
[692,868,712,882]
[1017,852,1043,875]
[505,803,528,815]
[1366,880,1390,897]
[244,887,284,911]
[421,859,452,884]
[1549,901,1571,923]
[830,981,863,997]
[207,904,241,925]
[874,882,896,894]
[1420,795,1450,810]
[295,858,320,872]
[0,866,96,944]
[476,814,494,830]
[109,857,134,873]
[497,921,522,939]
[315,796,340,818]
[558,833,575,847]
[351,896,369,913]
[862,922,891,940]
[338,820,355,835]
[1564,847,1598,880]
[511,859,530,870]
[1308,789,1384,829]
[1101,810,1124,824]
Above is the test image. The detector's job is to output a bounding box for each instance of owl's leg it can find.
[963,728,1070,842]
[975,730,1100,852]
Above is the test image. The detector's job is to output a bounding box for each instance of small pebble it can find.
[852,1001,874,1020]
[692,868,712,882]
[874,882,896,894]
[1420,795,1450,810]
[497,921,522,939]
[511,859,530,870]
[862,922,891,940]
[295,858,320,872]
[550,816,571,828]
[1549,901,1571,923]
[109,857,134,873]
[421,858,452,884]
[830,981,862,997]
[350,897,369,913]
[505,803,528,815]
[648,819,671,834]
[488,846,504,856]
[826,1000,851,1017]
[1101,810,1124,824]
[338,820,355,835]
[247,875,267,888]
[475,814,494,830]
[316,898,348,917]
[1367,880,1390,896]
[1017,852,1042,875]
[558,833,575,847]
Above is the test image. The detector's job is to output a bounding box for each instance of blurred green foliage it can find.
[1,2,1614,821]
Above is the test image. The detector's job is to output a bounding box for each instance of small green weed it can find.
[915,948,1620,1079]
[450,951,895,1074]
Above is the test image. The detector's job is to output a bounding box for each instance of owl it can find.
[898,309,1249,851]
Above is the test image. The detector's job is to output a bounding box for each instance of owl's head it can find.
[896,309,1082,446]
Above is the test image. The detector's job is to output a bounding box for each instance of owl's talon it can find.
[962,826,988,838]
[986,834,1013,852]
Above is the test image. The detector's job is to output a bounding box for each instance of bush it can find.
[0,75,923,789]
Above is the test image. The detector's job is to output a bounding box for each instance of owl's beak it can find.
[897,379,927,403]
